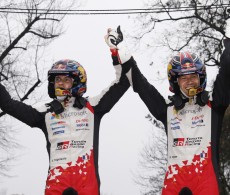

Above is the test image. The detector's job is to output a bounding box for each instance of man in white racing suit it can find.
[108,19,230,194]
[0,28,133,195]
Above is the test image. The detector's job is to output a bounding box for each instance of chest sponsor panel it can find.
[167,104,211,166]
[45,104,95,167]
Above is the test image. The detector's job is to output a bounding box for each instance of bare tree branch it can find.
[28,30,59,39]
[0,16,40,63]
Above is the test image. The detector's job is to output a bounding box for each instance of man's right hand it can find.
[104,26,131,65]
[104,26,123,49]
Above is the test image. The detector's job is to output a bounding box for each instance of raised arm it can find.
[0,83,45,129]
[88,26,132,115]
[212,18,230,109]
[126,60,167,126]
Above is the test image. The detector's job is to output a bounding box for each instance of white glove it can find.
[104,26,123,49]
[104,26,131,64]
[225,18,230,38]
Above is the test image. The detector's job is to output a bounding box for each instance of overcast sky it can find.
[0,0,219,195]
